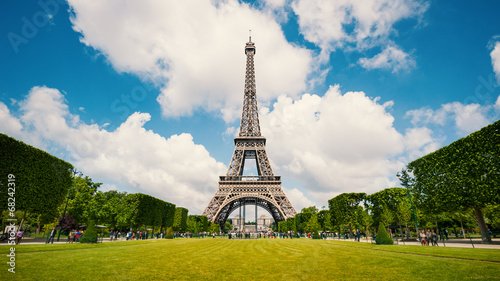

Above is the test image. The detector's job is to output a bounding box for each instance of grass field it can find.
[1,238,499,280]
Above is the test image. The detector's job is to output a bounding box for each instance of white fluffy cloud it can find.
[403,127,440,161]
[0,86,447,211]
[0,102,23,139]
[259,85,406,202]
[490,40,500,84]
[358,45,416,72]
[291,0,428,61]
[0,86,227,213]
[489,39,500,110]
[68,0,312,122]
[406,102,492,135]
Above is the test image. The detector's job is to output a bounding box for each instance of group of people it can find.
[46,227,85,244]
[67,229,85,243]
[418,229,439,246]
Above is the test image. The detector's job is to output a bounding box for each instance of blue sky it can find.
[1,0,499,217]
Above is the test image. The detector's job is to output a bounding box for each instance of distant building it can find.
[228,214,274,232]
[231,215,244,231]
[257,215,274,231]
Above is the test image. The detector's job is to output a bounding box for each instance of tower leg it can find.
[255,203,257,233]
[239,202,242,231]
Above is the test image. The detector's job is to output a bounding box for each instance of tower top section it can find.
[239,35,261,138]
[245,30,256,55]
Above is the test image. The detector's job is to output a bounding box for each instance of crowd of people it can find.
[418,229,440,246]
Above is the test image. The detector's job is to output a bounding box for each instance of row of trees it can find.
[0,133,196,236]
[280,120,499,243]
[408,120,500,242]
[0,133,73,233]
[277,184,495,242]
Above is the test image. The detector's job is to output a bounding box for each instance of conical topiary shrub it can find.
[375,223,393,245]
[80,221,98,243]
[166,227,173,239]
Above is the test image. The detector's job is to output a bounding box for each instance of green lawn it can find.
[1,238,499,280]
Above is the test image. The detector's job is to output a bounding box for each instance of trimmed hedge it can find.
[0,133,73,216]
[166,227,173,239]
[125,193,176,231]
[173,207,188,232]
[375,223,394,245]
[80,221,98,243]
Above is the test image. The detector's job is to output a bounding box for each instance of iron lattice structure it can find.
[202,37,297,227]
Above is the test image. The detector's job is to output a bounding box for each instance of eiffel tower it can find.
[202,35,297,228]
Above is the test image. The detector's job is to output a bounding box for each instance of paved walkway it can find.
[6,236,500,249]
[327,237,500,249]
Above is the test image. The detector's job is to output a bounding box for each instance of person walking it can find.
[15,230,23,245]
[426,229,431,246]
[48,227,56,244]
[431,230,438,246]
[75,230,81,242]
[420,230,427,246]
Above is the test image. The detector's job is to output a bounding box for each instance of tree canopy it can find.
[0,133,73,218]
[408,120,500,242]
[328,192,366,235]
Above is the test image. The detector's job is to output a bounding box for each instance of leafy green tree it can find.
[379,205,394,228]
[302,206,319,214]
[359,207,373,236]
[380,205,395,236]
[210,222,220,233]
[366,187,408,226]
[296,206,318,232]
[116,193,140,230]
[484,204,500,231]
[84,191,108,224]
[304,213,321,234]
[286,217,296,232]
[66,176,102,225]
[278,221,288,233]
[187,215,200,233]
[294,213,303,234]
[445,208,475,238]
[200,216,208,232]
[224,221,232,232]
[328,193,366,236]
[100,190,127,229]
[396,200,412,235]
[173,207,188,232]
[317,210,328,232]
[409,120,500,243]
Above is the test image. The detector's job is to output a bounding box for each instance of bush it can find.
[80,222,98,243]
[375,223,393,245]
[312,230,321,239]
[166,227,173,239]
